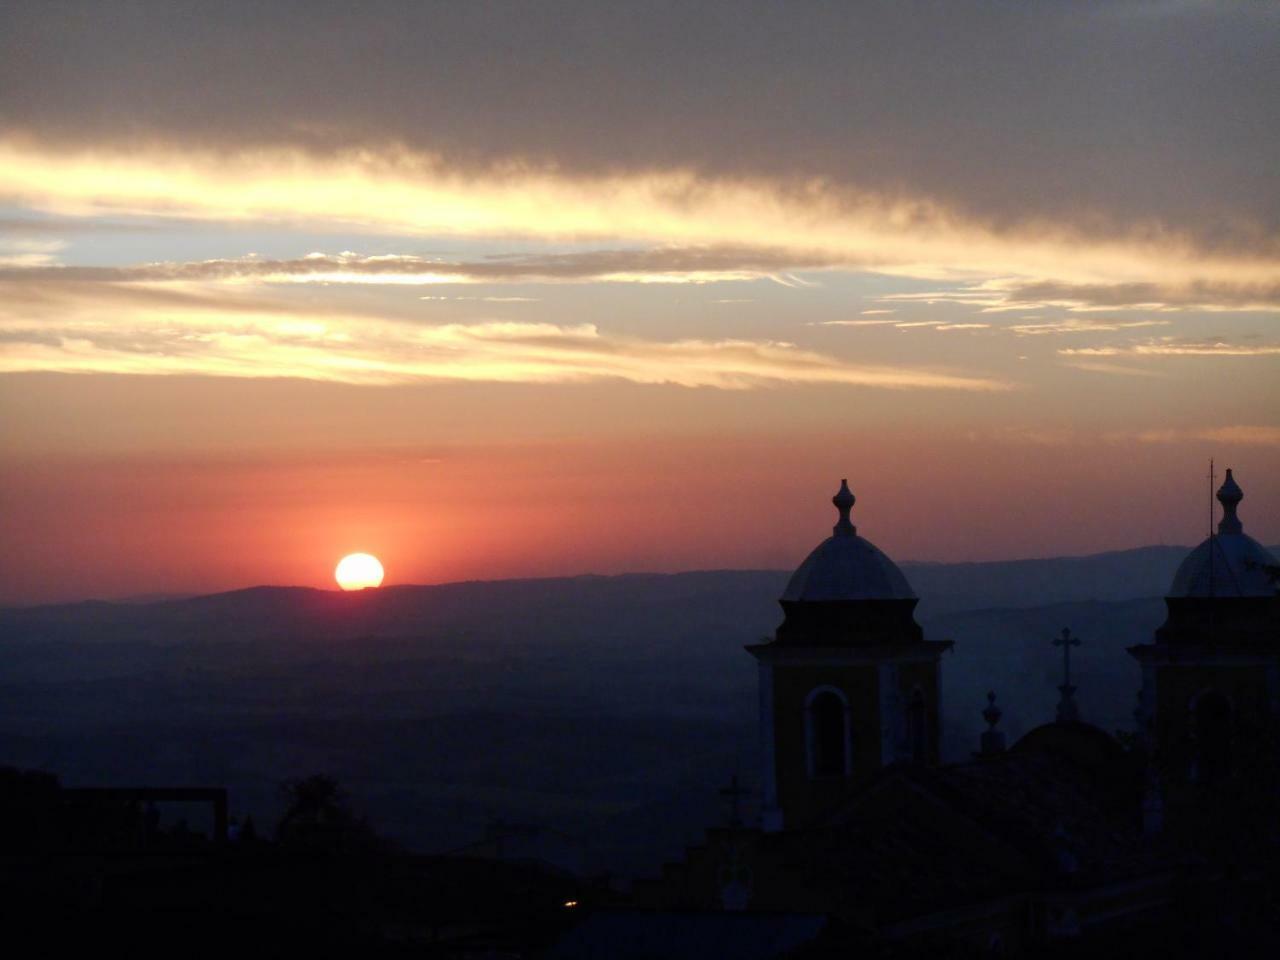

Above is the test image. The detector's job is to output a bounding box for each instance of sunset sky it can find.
[2,1,1277,603]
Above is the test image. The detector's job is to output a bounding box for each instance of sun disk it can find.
[335,553,384,591]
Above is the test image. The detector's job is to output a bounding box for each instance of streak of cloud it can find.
[880,278,1280,314]
[3,2,1276,246]
[2,139,1277,299]
[1058,360,1170,378]
[0,284,1009,392]
[819,319,898,327]
[0,247,846,287]
[1059,339,1280,358]
[1008,318,1171,336]
[1128,425,1280,447]
[974,423,1280,447]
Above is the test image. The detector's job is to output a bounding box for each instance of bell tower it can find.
[1129,469,1280,830]
[747,480,952,832]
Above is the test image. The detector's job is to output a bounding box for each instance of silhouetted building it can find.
[1129,469,1280,838]
[633,474,1280,957]
[746,480,951,830]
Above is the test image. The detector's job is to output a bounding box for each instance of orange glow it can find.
[335,553,384,591]
[3,425,1278,606]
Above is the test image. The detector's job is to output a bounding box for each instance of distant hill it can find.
[0,543,1242,647]
[902,544,1203,617]
[2,543,1272,871]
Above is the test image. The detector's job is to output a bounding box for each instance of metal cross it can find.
[1053,627,1081,689]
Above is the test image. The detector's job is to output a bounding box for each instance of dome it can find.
[1169,469,1278,599]
[781,479,916,602]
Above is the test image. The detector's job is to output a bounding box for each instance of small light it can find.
[563,900,578,908]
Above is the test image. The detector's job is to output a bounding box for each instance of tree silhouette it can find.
[277,774,377,854]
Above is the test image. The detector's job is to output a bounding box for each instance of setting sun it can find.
[335,553,384,591]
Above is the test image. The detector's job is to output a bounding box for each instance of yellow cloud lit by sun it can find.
[0,282,1010,391]
[2,136,1277,292]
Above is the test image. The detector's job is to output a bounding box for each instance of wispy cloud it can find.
[1058,360,1170,378]
[1008,318,1171,336]
[2,138,1277,298]
[0,283,1009,391]
[1059,339,1280,358]
[0,248,844,287]
[819,318,988,331]
[1127,425,1280,447]
[1003,279,1280,313]
[819,319,898,327]
[419,295,540,302]
[0,236,66,267]
[880,278,1280,315]
[974,424,1280,447]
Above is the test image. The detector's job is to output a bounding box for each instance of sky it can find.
[1,1,1277,603]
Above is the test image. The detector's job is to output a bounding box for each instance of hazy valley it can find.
[0,545,1250,875]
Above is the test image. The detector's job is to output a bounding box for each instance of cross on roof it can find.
[1052,627,1082,724]
[1053,627,1081,688]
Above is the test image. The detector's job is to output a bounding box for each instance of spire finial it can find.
[1217,467,1243,535]
[983,691,1002,731]
[832,478,856,537]
[978,691,1006,756]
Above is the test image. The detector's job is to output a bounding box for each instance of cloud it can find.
[420,296,539,302]
[0,236,67,268]
[1000,279,1280,312]
[2,138,1277,300]
[975,423,1280,447]
[1128,425,1280,447]
[820,319,986,332]
[968,427,1086,447]
[0,282,1009,391]
[1008,318,1171,336]
[879,279,1280,314]
[819,319,898,327]
[0,216,162,235]
[1059,339,1280,358]
[0,247,847,287]
[1058,360,1170,378]
[2,2,1276,247]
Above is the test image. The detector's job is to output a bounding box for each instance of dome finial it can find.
[1217,468,1243,535]
[979,691,1006,756]
[832,478,856,537]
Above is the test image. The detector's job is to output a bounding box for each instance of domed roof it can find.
[1169,469,1278,598]
[781,479,916,602]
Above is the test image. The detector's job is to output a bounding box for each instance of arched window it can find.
[1193,690,1232,784]
[806,687,849,778]
[906,687,927,764]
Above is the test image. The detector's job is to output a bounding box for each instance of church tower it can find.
[747,480,952,832]
[1129,469,1280,829]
